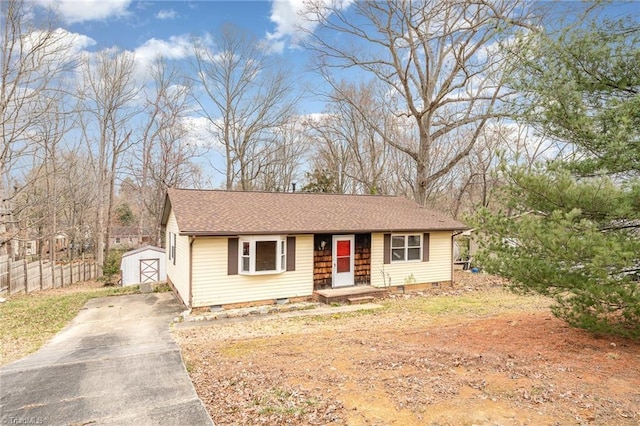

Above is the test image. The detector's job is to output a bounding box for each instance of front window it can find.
[391,234,422,262]
[240,236,286,274]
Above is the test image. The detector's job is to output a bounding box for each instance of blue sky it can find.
[64,1,277,51]
[32,1,316,71]
[35,0,335,120]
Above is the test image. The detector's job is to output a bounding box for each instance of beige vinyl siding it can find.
[165,209,191,305]
[370,231,453,287]
[191,235,313,307]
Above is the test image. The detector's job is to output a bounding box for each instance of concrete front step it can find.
[347,296,375,305]
[313,286,389,304]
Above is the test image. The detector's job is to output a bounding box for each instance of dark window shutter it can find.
[423,233,430,262]
[286,237,296,271]
[383,234,391,264]
[228,238,238,275]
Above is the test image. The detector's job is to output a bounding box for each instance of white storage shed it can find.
[120,246,166,286]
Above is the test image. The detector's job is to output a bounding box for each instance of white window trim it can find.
[239,235,287,275]
[168,232,176,265]
[391,233,422,263]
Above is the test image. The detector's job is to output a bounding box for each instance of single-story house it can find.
[120,246,167,286]
[161,189,467,309]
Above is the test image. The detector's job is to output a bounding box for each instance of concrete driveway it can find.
[0,292,213,425]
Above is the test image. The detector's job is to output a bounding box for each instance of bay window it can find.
[239,236,286,274]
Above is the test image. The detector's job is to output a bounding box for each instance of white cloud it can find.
[34,0,132,24]
[265,0,354,51]
[135,35,192,63]
[133,35,192,80]
[156,9,178,20]
[268,0,307,41]
[263,39,286,55]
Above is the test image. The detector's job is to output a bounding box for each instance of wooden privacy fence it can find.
[0,255,101,295]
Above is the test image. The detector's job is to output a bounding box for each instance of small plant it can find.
[404,273,416,285]
[101,250,123,286]
[154,283,171,293]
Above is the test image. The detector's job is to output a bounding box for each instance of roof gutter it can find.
[179,227,470,237]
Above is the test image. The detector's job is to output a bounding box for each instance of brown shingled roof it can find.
[162,189,467,235]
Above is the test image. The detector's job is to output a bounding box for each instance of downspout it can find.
[189,236,195,308]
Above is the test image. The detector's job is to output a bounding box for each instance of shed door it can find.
[140,258,160,283]
[332,235,354,288]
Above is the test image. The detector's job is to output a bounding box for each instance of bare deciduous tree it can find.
[255,116,309,192]
[309,80,393,195]
[192,24,298,190]
[0,0,74,257]
[305,114,352,194]
[445,122,565,218]
[77,48,139,267]
[304,0,543,205]
[131,58,203,245]
[15,98,73,261]
[57,151,98,259]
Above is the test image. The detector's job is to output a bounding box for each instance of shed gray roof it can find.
[121,245,165,258]
[162,189,467,236]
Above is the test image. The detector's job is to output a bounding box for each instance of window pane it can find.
[408,247,421,261]
[337,257,350,273]
[242,257,250,272]
[392,248,404,261]
[391,236,405,248]
[255,240,277,271]
[408,235,421,247]
[337,240,350,256]
[242,241,250,256]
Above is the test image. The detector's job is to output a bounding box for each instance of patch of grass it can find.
[0,286,139,365]
[382,289,551,317]
[302,308,385,323]
[219,338,274,358]
[184,358,195,373]
[153,283,171,293]
[254,387,318,417]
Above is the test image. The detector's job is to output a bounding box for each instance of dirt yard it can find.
[174,273,640,425]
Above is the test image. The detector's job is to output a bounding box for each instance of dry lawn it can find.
[174,273,640,425]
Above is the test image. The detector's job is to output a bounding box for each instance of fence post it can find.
[23,259,28,293]
[7,258,11,295]
[39,259,44,290]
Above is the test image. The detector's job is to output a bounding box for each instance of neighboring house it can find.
[12,232,68,258]
[161,189,467,309]
[110,226,151,250]
[120,246,167,286]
